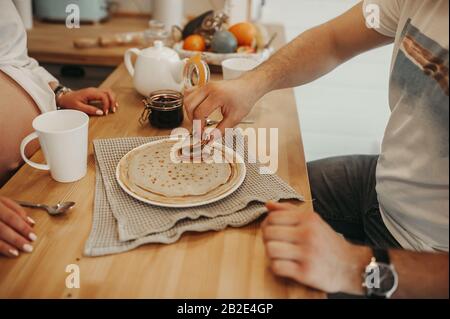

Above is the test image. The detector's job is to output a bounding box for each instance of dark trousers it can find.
[307,155,401,249]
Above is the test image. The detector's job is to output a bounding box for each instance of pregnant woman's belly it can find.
[0,70,41,186]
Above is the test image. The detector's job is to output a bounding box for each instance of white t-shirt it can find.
[364,0,449,252]
[0,0,57,113]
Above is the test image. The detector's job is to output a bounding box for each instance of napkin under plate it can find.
[84,136,304,256]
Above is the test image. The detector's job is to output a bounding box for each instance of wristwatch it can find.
[362,248,399,299]
[53,84,72,108]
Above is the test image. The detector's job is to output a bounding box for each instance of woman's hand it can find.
[0,196,36,258]
[184,78,262,138]
[262,201,372,295]
[57,87,118,116]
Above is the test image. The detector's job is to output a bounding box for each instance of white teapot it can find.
[124,41,210,96]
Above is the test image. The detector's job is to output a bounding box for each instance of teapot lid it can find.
[140,41,180,61]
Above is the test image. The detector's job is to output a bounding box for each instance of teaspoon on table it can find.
[16,200,76,216]
[205,119,254,126]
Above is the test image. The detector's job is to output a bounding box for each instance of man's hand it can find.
[0,196,36,258]
[262,201,372,295]
[184,78,262,137]
[56,87,118,116]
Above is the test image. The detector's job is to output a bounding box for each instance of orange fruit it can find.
[229,22,256,47]
[183,35,206,52]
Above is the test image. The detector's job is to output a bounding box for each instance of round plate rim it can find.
[115,137,246,208]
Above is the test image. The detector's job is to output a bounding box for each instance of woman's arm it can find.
[49,81,119,116]
[0,1,118,116]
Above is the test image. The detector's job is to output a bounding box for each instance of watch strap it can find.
[53,84,65,96]
[373,248,390,264]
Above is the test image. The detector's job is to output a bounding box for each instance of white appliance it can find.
[213,0,265,24]
[34,0,109,23]
[152,0,184,29]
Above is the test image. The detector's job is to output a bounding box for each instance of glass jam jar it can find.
[141,90,184,129]
[143,20,173,47]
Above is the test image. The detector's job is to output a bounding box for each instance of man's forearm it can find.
[242,2,393,98]
[243,23,342,97]
[390,250,449,298]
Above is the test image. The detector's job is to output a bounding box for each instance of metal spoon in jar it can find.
[16,200,76,216]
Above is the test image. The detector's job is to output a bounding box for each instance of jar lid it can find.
[143,90,184,111]
[148,20,165,30]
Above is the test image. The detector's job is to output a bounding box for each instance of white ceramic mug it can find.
[20,110,89,183]
[222,58,261,80]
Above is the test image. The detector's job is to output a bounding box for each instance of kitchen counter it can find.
[27,16,150,66]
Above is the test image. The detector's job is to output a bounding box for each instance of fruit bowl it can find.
[173,42,273,70]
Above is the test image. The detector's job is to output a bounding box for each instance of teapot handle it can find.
[124,48,141,77]
[183,54,210,90]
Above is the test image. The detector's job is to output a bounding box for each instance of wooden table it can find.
[27,16,151,66]
[0,23,324,299]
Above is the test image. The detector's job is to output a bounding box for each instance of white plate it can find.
[116,138,246,208]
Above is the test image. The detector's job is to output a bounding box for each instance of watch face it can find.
[377,264,396,294]
[366,263,397,297]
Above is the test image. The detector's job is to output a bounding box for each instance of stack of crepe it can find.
[119,139,244,206]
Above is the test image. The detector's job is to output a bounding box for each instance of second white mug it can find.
[20,110,89,183]
[222,58,261,81]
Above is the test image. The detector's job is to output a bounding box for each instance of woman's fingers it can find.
[75,102,104,116]
[85,89,110,115]
[0,197,37,257]
[0,240,20,258]
[0,202,36,242]
[0,221,33,253]
[103,89,118,113]
[57,87,119,116]
[0,197,35,226]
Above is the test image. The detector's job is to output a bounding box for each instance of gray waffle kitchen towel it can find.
[84,136,304,256]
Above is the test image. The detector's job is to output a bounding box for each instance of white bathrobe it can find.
[0,0,58,113]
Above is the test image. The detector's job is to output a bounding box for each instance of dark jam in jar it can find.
[141,90,184,129]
